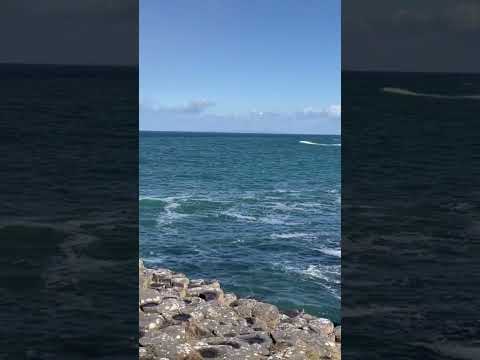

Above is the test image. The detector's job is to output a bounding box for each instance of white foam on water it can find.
[382,87,480,100]
[315,247,341,258]
[269,202,304,212]
[299,140,341,146]
[301,264,340,284]
[273,262,340,299]
[139,196,164,202]
[299,264,341,299]
[259,215,299,225]
[157,198,188,225]
[221,211,257,221]
[270,232,312,239]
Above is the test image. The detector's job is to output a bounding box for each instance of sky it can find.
[1,0,138,66]
[140,0,340,134]
[343,0,480,73]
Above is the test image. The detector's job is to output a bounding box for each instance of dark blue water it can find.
[0,64,138,358]
[140,132,341,322]
[342,71,480,359]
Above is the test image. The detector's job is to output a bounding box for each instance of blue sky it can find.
[140,0,340,134]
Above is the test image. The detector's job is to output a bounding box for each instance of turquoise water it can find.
[140,131,340,322]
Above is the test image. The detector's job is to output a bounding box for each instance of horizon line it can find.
[342,68,480,75]
[0,61,138,68]
[140,130,340,136]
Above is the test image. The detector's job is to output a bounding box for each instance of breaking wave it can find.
[382,87,480,100]
[299,140,341,146]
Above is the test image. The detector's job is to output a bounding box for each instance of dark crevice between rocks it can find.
[199,291,218,302]
[140,302,158,312]
[198,348,221,358]
[246,336,265,345]
[216,341,241,349]
[172,313,191,322]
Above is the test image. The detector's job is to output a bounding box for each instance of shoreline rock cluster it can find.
[139,260,341,360]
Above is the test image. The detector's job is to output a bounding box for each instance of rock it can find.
[194,332,272,359]
[139,260,341,359]
[334,326,341,342]
[252,302,281,330]
[286,314,309,329]
[231,299,280,330]
[223,293,237,306]
[269,339,339,360]
[188,286,225,304]
[171,275,190,290]
[308,318,335,339]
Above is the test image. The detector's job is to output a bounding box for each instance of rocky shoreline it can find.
[139,260,341,359]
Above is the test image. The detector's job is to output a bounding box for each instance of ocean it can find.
[342,71,480,359]
[0,64,138,358]
[140,131,341,322]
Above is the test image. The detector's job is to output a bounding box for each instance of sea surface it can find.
[343,71,480,359]
[0,64,138,358]
[140,132,341,322]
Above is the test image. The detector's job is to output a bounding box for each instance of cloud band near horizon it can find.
[140,99,341,134]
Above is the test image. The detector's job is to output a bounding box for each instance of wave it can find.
[274,262,340,299]
[160,204,187,224]
[155,197,188,225]
[302,264,340,283]
[270,232,312,239]
[139,196,164,201]
[269,202,305,212]
[221,211,257,222]
[222,210,300,226]
[259,215,300,226]
[299,140,341,146]
[382,87,480,100]
[315,247,341,258]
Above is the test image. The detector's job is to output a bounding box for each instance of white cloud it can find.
[141,99,216,114]
[140,101,341,134]
[299,104,341,118]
